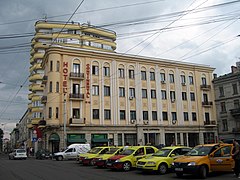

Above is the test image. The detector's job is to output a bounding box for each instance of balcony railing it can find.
[232,128,240,133]
[202,101,213,107]
[69,93,84,100]
[230,108,240,117]
[41,96,47,103]
[200,84,211,90]
[69,72,84,79]
[38,119,46,128]
[204,120,217,126]
[69,118,85,126]
[42,75,48,84]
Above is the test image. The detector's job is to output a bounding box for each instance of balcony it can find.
[204,120,217,127]
[41,96,47,103]
[42,75,48,84]
[38,119,46,128]
[200,84,211,90]
[230,108,240,117]
[32,84,44,92]
[232,128,240,133]
[29,74,43,82]
[202,101,213,107]
[69,118,85,126]
[69,93,84,100]
[69,72,84,80]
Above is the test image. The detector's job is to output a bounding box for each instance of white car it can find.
[9,149,27,160]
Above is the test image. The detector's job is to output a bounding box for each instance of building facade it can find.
[213,63,240,140]
[39,45,218,152]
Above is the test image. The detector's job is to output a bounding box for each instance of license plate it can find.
[175,168,183,171]
[107,163,112,166]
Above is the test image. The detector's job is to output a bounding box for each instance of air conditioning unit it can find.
[161,80,166,84]
[171,99,175,103]
[130,119,136,124]
[172,120,177,124]
[143,120,149,125]
[129,96,134,100]
[181,82,186,86]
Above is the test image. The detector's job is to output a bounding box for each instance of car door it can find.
[209,145,234,172]
[133,147,145,166]
[65,148,74,159]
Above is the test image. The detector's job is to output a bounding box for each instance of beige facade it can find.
[40,45,217,151]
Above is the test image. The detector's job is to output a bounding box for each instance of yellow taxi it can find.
[106,146,158,171]
[92,147,124,168]
[172,143,234,179]
[136,146,191,174]
[78,146,112,165]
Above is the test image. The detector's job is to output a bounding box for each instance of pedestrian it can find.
[232,139,240,178]
[124,142,130,150]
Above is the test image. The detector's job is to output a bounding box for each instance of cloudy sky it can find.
[0,0,239,137]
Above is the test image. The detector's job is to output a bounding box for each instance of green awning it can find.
[91,138,109,143]
[67,134,86,143]
[49,133,60,141]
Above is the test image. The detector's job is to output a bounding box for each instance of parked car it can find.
[9,149,27,160]
[92,147,124,168]
[136,146,191,174]
[172,143,234,179]
[36,149,52,160]
[78,146,112,165]
[106,146,158,171]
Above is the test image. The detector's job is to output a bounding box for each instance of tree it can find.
[0,128,3,152]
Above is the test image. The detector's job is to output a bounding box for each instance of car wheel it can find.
[123,161,131,171]
[57,156,63,161]
[176,172,183,177]
[199,165,207,179]
[158,163,168,175]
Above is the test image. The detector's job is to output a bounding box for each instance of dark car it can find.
[36,149,52,160]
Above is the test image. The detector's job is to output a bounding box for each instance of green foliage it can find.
[0,128,3,139]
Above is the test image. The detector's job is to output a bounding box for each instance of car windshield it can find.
[186,146,213,156]
[16,149,26,153]
[88,148,102,154]
[120,149,134,155]
[152,149,171,157]
[105,148,119,154]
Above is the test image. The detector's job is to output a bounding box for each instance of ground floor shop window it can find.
[124,134,137,146]
[188,133,199,147]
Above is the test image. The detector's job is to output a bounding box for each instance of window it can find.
[151,90,156,99]
[192,112,197,121]
[73,109,80,119]
[92,85,99,96]
[119,87,125,97]
[222,119,228,131]
[170,91,175,101]
[219,86,224,97]
[189,76,194,85]
[129,88,135,98]
[56,82,59,93]
[48,107,52,118]
[143,111,148,120]
[181,75,186,84]
[129,69,135,79]
[182,92,187,101]
[202,77,207,85]
[141,71,146,80]
[152,111,157,120]
[73,63,80,73]
[183,112,189,121]
[203,93,208,102]
[233,83,238,94]
[73,84,80,94]
[150,72,155,81]
[104,110,111,120]
[104,67,110,76]
[142,89,147,98]
[104,86,110,96]
[92,65,99,75]
[93,109,99,119]
[162,112,168,121]
[169,74,174,83]
[130,111,136,120]
[49,81,53,93]
[234,100,240,109]
[120,110,126,120]
[50,61,53,71]
[205,112,210,123]
[146,147,155,154]
[172,112,177,120]
[161,90,167,100]
[190,92,195,101]
[56,107,59,119]
[118,68,125,78]
[220,102,226,112]
[56,61,60,72]
[160,73,166,81]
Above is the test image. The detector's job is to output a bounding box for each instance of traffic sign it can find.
[32,137,37,142]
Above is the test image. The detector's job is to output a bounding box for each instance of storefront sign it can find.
[63,62,68,94]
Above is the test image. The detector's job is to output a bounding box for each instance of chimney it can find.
[231,66,238,73]
[213,73,217,79]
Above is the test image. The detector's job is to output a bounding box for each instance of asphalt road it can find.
[0,154,235,180]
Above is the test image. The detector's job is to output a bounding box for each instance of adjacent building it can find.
[213,62,240,140]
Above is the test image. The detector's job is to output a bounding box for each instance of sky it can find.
[0,0,239,138]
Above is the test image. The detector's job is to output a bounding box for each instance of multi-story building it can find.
[213,62,240,140]
[39,43,217,152]
[28,20,117,150]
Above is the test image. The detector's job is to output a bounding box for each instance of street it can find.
[0,154,235,180]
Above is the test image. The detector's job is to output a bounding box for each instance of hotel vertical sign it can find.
[63,62,68,94]
[86,64,90,103]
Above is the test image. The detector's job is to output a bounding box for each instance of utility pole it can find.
[63,95,67,149]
